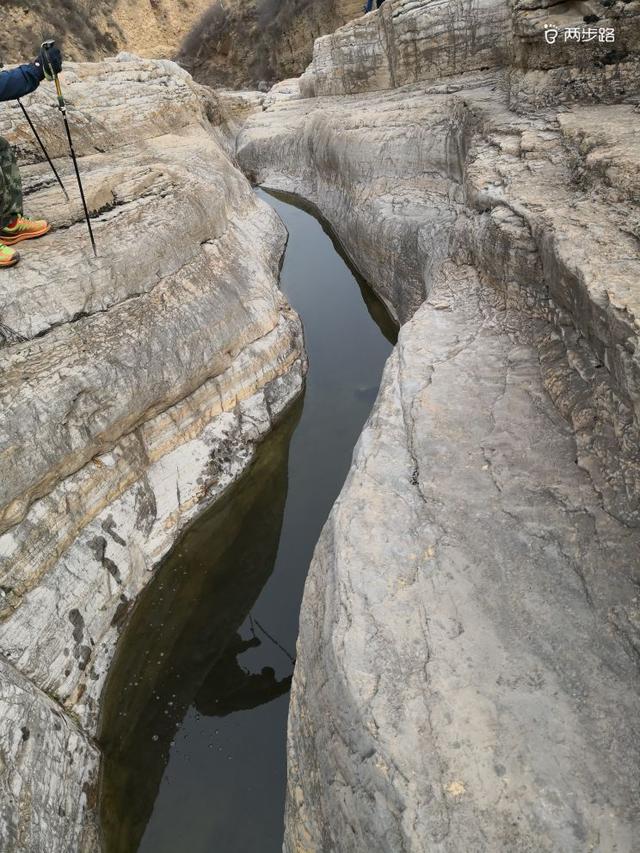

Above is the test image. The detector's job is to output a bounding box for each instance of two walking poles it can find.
[20,40,97,256]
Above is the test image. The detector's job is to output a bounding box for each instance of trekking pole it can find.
[41,39,97,257]
[0,58,69,200]
[249,613,296,665]
[17,99,69,201]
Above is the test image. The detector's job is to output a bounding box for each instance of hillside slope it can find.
[178,0,364,88]
[1,0,230,63]
[1,0,364,87]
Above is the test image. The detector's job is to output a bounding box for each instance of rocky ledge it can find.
[237,0,640,849]
[0,57,305,850]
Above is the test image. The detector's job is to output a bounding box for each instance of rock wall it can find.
[299,0,640,107]
[286,270,640,852]
[236,1,640,849]
[0,58,305,850]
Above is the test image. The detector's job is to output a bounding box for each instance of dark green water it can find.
[98,189,396,853]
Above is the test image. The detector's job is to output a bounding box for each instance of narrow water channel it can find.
[98,189,396,852]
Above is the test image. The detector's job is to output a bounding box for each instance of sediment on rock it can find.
[0,57,305,851]
[235,1,640,849]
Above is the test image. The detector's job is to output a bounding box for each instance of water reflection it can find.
[99,401,301,853]
[194,632,292,717]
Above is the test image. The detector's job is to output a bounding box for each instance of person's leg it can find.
[0,135,50,245]
[0,137,21,266]
[0,135,23,229]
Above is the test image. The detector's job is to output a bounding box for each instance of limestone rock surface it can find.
[287,272,640,851]
[0,657,99,852]
[0,57,304,851]
[238,78,640,510]
[236,1,640,849]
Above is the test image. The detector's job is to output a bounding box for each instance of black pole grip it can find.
[40,40,56,80]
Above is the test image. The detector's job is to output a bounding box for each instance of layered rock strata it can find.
[298,0,640,107]
[237,1,640,848]
[0,57,305,850]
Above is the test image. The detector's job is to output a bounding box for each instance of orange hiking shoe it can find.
[0,244,20,267]
[0,216,51,245]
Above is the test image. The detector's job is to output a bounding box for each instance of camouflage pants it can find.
[0,136,23,229]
